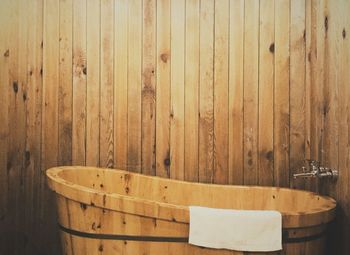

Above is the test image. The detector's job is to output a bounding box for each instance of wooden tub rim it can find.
[46,166,336,229]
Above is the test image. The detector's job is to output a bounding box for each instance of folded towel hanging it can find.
[189,206,282,252]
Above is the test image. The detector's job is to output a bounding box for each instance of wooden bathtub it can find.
[46,166,336,255]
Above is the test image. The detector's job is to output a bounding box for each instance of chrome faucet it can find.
[293,159,338,180]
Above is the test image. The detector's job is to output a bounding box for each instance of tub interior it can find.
[58,167,335,215]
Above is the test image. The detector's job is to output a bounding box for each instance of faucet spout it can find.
[293,160,338,180]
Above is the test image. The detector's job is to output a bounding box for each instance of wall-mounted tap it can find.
[293,159,338,180]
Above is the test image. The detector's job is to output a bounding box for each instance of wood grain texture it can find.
[258,0,275,186]
[114,0,128,170]
[100,0,114,168]
[72,0,87,166]
[127,0,142,172]
[228,0,244,185]
[199,0,214,183]
[184,0,199,182]
[156,0,171,178]
[289,0,306,190]
[86,0,100,167]
[58,0,73,166]
[141,0,156,176]
[170,0,185,180]
[0,0,350,254]
[274,0,290,187]
[213,0,229,184]
[243,0,259,185]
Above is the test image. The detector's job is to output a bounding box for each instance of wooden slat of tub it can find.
[127,0,142,173]
[156,0,171,178]
[243,0,259,185]
[170,0,185,181]
[86,0,100,167]
[228,0,244,185]
[114,0,128,170]
[290,0,306,190]
[199,0,214,183]
[274,0,290,187]
[258,0,275,186]
[141,0,156,176]
[72,0,87,166]
[184,0,200,183]
[58,0,73,166]
[100,0,114,169]
[213,0,229,185]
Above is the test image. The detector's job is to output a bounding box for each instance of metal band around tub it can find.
[59,224,327,244]
[58,224,188,243]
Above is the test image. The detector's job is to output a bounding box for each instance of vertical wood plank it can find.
[0,0,10,238]
[323,0,339,183]
[324,1,342,253]
[114,0,128,170]
[72,0,87,165]
[336,2,350,254]
[86,0,100,167]
[25,0,43,249]
[305,0,312,162]
[199,0,214,183]
[229,0,244,185]
[100,0,114,168]
[128,0,142,172]
[213,0,229,184]
[58,0,73,166]
[42,0,59,203]
[310,0,325,167]
[304,0,318,192]
[141,0,156,175]
[184,0,200,182]
[258,0,275,186]
[243,0,259,185]
[42,0,60,252]
[290,0,306,190]
[156,0,171,178]
[274,0,290,187]
[170,0,185,180]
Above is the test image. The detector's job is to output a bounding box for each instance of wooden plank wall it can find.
[0,0,349,254]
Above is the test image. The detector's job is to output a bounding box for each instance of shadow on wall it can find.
[0,230,45,255]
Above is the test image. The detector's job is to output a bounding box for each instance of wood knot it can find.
[269,43,275,53]
[3,49,9,57]
[82,66,87,75]
[248,159,253,166]
[164,158,171,166]
[266,151,273,161]
[324,16,328,32]
[13,81,18,93]
[343,28,346,39]
[160,53,169,63]
[98,245,104,252]
[25,151,30,167]
[29,70,33,76]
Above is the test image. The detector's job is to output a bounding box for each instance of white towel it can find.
[189,206,282,252]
